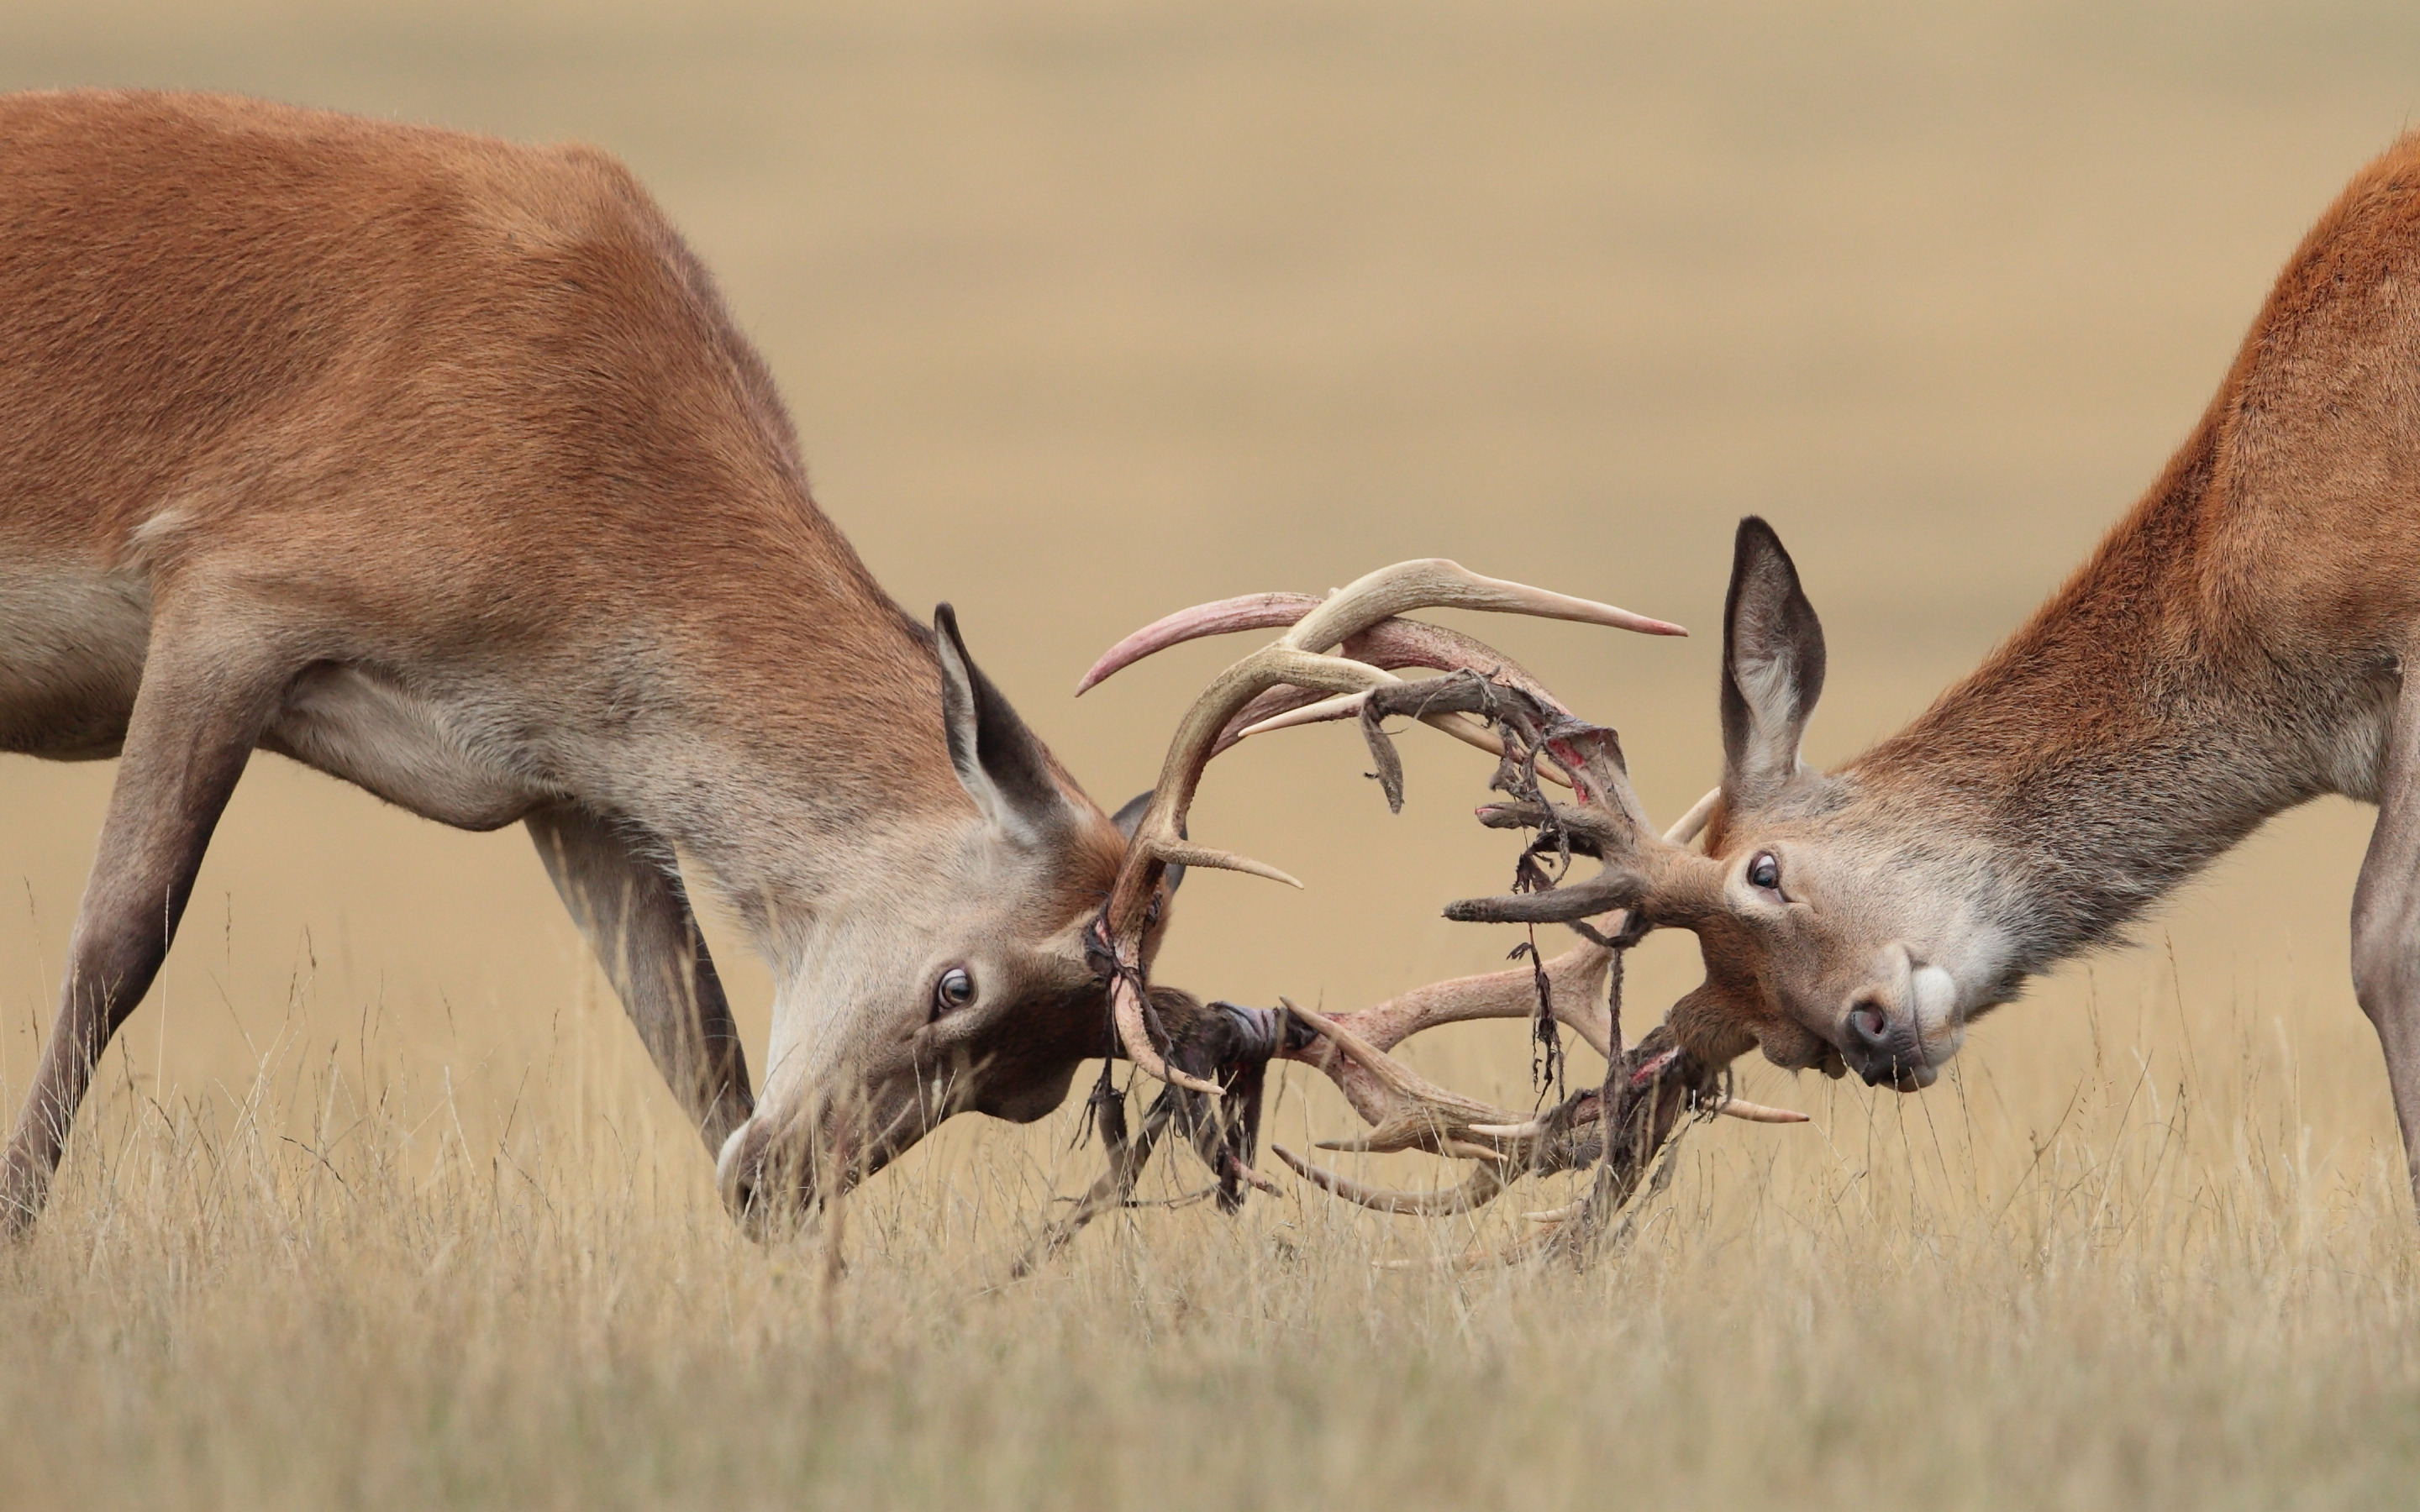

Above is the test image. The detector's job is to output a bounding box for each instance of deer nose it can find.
[1845,996,1918,1086]
[1848,999,1892,1051]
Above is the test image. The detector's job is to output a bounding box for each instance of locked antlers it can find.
[1079,559,1682,1094]
[1079,563,1807,1263]
[1261,724,1799,1263]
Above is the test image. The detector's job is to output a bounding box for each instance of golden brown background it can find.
[4,8,2420,1504]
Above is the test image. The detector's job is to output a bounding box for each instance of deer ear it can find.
[1719,517,1826,810]
[934,604,1079,845]
[1109,790,1185,895]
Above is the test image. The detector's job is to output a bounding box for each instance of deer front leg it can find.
[0,625,288,1236]
[527,806,753,1154]
[2353,663,2420,1212]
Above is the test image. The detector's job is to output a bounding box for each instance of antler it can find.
[1008,987,1280,1278]
[1236,675,1805,1263]
[1081,560,1683,1095]
[1024,562,1798,1275]
[1263,793,1800,1227]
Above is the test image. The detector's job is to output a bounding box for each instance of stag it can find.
[1029,568,1808,1267]
[0,89,1165,1233]
[0,92,1689,1237]
[1081,129,2420,1228]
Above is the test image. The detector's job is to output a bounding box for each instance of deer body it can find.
[1656,132,2420,1199]
[0,89,1152,1231]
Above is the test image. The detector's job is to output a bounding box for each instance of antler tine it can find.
[1280,559,1684,656]
[1270,1145,1512,1215]
[1093,561,1682,1095]
[1220,690,1580,795]
[1665,785,1722,848]
[1441,725,1730,932]
[1189,611,1619,801]
[1332,1031,1723,1269]
[1281,1001,1535,1156]
[1098,645,1395,1095]
[1076,592,1321,695]
[1308,941,1620,1060]
[1230,691,1554,784]
[1079,564,1681,697]
[1470,1091,1808,1135]
[1214,618,1579,781]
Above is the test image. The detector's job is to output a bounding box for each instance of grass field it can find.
[6,3,2420,1506]
[7,975,2417,1509]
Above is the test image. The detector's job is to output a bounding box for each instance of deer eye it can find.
[933,967,976,1018]
[1748,853,1781,893]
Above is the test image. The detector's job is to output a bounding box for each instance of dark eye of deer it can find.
[1749,853,1781,892]
[934,967,976,1017]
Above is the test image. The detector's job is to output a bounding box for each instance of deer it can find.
[1084,129,2420,1226]
[0,86,1696,1237]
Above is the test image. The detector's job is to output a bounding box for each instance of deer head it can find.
[1430,517,2032,1094]
[1428,520,2019,1093]
[1641,517,2021,1089]
[713,608,1189,1229]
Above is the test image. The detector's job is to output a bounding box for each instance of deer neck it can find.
[1844,425,2391,973]
[571,528,975,953]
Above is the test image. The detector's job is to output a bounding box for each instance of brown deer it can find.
[1088,129,2420,1228]
[0,88,1680,1235]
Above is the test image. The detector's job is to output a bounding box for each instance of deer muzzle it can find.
[1842,953,1964,1089]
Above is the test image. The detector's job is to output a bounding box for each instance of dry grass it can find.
[8,2,2420,1506]
[2,955,2416,1511]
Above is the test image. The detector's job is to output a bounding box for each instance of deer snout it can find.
[1839,944,1962,1090]
[717,1114,828,1238]
[715,1100,903,1239]
[716,1116,781,1236]
[1843,995,1930,1087]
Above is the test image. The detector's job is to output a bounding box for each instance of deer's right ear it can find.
[1108,789,1184,895]
[1719,517,1826,810]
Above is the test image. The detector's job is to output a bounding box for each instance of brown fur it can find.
[1665,134,2420,1198]
[0,90,1147,1233]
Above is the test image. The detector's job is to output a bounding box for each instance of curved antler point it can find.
[1715,1097,1810,1125]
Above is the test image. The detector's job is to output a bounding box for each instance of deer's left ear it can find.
[1719,517,1826,810]
[934,604,1081,846]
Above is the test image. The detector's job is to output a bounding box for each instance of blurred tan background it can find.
[3,0,2416,1190]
